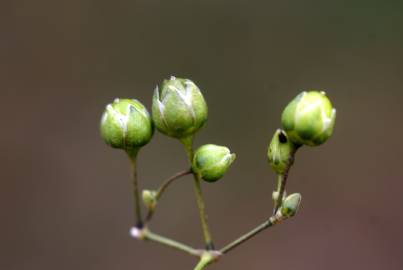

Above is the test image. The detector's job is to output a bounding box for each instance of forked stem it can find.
[131,227,202,257]
[193,252,220,270]
[145,169,192,223]
[273,146,299,214]
[181,135,215,249]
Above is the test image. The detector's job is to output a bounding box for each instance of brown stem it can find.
[145,169,192,223]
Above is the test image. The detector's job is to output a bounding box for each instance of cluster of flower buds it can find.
[100,81,337,266]
[100,76,235,182]
[268,90,337,217]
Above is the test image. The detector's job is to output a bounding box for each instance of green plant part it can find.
[100,98,154,150]
[267,129,297,175]
[281,91,336,146]
[142,189,157,210]
[272,190,287,202]
[152,76,208,139]
[99,81,337,270]
[280,193,302,218]
[192,144,236,182]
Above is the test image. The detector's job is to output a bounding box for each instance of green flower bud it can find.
[280,193,302,218]
[281,91,336,146]
[192,144,236,182]
[100,98,154,150]
[142,189,157,210]
[152,76,208,139]
[267,129,297,175]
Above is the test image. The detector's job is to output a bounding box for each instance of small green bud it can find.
[100,99,154,150]
[192,144,236,182]
[152,76,208,139]
[267,129,297,174]
[142,189,157,210]
[281,91,336,146]
[280,193,302,218]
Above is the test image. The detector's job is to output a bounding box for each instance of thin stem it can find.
[220,215,281,254]
[127,149,143,227]
[181,136,215,250]
[145,169,192,223]
[181,135,194,160]
[273,174,286,214]
[138,228,202,257]
[156,169,192,201]
[193,174,214,249]
[273,146,299,214]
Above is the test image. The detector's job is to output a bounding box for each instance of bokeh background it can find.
[2,0,403,269]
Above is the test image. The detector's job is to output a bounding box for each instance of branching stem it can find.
[220,215,282,254]
[193,252,220,270]
[273,146,299,214]
[131,227,202,257]
[181,135,215,250]
[145,169,192,223]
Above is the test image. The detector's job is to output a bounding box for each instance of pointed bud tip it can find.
[280,193,302,218]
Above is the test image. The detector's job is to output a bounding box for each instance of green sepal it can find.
[267,129,297,175]
[192,144,236,182]
[100,98,154,150]
[281,91,336,146]
[151,76,208,139]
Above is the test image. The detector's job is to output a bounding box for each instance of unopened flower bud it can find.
[152,76,208,139]
[142,189,157,210]
[192,144,236,182]
[267,129,297,175]
[100,99,154,150]
[280,193,302,218]
[281,91,336,146]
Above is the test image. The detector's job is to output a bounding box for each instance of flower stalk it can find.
[100,83,337,269]
[272,145,299,214]
[144,169,192,223]
[182,136,215,250]
[127,149,143,227]
[130,227,202,257]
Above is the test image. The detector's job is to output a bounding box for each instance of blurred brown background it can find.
[1,0,403,269]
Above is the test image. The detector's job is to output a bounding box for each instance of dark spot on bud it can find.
[278,131,287,144]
